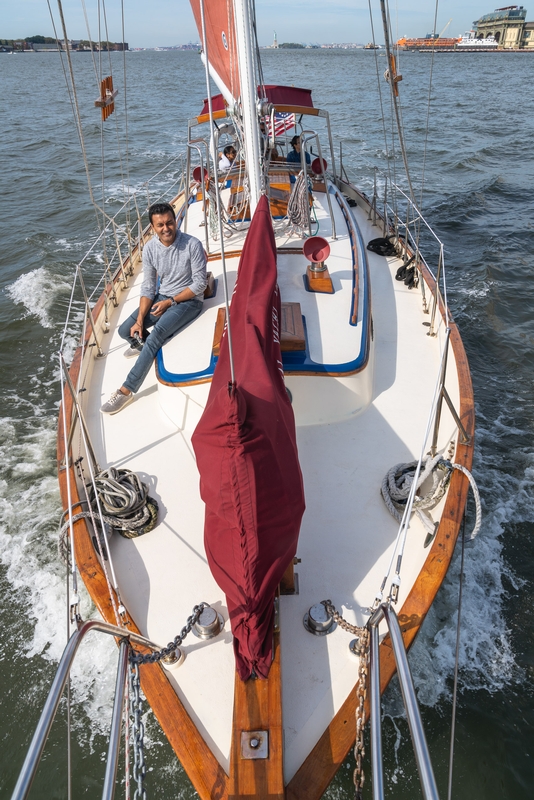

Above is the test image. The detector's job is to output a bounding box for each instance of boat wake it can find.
[6,266,72,330]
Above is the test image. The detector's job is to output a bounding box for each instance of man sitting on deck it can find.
[286,134,311,166]
[218,145,237,171]
[101,202,207,414]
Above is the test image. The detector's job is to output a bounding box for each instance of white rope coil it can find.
[381,455,481,541]
[448,461,482,541]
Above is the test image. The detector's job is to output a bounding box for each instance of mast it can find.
[233,0,262,214]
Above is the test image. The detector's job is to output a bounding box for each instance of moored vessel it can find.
[457,30,499,49]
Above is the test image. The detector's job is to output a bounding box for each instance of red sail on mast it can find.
[192,196,305,680]
[189,0,240,104]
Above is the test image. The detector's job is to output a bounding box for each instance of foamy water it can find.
[6,267,72,330]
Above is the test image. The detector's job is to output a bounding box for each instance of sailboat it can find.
[13,2,477,799]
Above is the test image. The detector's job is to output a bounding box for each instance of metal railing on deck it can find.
[58,153,193,642]
[60,152,189,374]
[11,620,166,800]
[357,169,471,455]
[368,603,440,800]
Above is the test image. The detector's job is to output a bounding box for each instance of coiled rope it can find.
[287,171,310,232]
[381,454,481,541]
[87,467,159,539]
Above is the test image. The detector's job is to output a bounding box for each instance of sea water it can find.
[1,48,533,798]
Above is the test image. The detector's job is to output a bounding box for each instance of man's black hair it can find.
[148,201,176,224]
[223,145,236,156]
[290,135,300,148]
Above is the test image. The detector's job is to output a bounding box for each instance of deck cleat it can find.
[349,637,364,657]
[303,603,338,636]
[192,606,225,640]
[161,647,185,669]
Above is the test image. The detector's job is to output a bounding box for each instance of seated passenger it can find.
[286,135,311,166]
[219,145,237,171]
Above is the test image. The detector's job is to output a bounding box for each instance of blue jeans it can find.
[119,294,203,393]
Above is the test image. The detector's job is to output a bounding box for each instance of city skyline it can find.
[3,1,504,50]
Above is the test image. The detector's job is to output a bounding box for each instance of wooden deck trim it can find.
[228,628,284,799]
[334,189,360,324]
[212,303,306,358]
[207,249,242,262]
[272,104,320,117]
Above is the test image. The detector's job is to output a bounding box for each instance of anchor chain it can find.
[322,600,367,637]
[321,601,369,798]
[353,627,369,800]
[129,658,147,800]
[126,604,209,800]
[129,603,209,665]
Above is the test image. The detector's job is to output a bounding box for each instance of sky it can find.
[1,2,511,48]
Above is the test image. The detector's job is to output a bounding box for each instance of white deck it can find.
[77,184,458,781]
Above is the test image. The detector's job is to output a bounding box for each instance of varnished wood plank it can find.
[228,631,284,799]
[305,264,334,294]
[279,303,306,350]
[273,104,320,117]
[334,189,360,323]
[280,560,296,595]
[213,303,306,357]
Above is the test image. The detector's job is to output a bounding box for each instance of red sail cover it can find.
[200,85,314,116]
[192,196,305,680]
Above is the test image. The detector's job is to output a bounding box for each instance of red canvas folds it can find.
[192,195,305,680]
[200,85,313,116]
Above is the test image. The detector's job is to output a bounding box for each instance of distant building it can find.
[521,19,534,45]
[272,31,279,49]
[473,5,533,48]
[32,43,60,52]
[31,39,129,52]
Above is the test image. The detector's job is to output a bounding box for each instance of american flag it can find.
[265,112,295,138]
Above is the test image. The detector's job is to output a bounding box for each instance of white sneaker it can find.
[100,389,134,415]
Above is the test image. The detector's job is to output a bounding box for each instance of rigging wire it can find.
[419,0,440,211]
[80,0,100,88]
[46,0,78,127]
[447,513,466,800]
[121,0,132,228]
[410,0,441,267]
[66,598,72,800]
[101,0,130,206]
[227,0,237,102]
[98,0,106,245]
[368,1,393,190]
[52,1,101,226]
[251,0,266,96]
[374,329,451,603]
[379,0,416,205]
[199,0,236,385]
